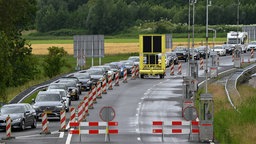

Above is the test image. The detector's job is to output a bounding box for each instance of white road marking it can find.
[65,128,73,144]
[59,132,64,138]
[137,137,141,141]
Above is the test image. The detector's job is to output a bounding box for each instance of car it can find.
[247,41,256,51]
[81,69,105,86]
[57,80,79,100]
[97,65,115,80]
[173,46,189,62]
[0,103,37,131]
[104,63,121,79]
[196,46,210,59]
[128,56,139,65]
[32,91,65,120]
[58,77,82,94]
[189,48,200,60]
[211,45,227,56]
[73,72,93,91]
[166,52,178,65]
[47,89,71,112]
[222,44,234,55]
[119,60,135,74]
[109,62,126,77]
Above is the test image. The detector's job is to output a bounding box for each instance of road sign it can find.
[210,66,218,78]
[183,106,198,121]
[99,106,115,122]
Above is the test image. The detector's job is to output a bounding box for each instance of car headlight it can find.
[12,118,22,123]
[56,105,64,108]
[72,89,76,93]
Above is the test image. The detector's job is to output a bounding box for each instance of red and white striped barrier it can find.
[108,75,113,90]
[70,121,118,134]
[131,66,136,80]
[88,90,94,109]
[40,113,50,134]
[136,65,139,77]
[70,107,76,122]
[102,77,107,94]
[251,48,254,58]
[83,96,89,116]
[199,58,204,70]
[123,69,128,83]
[6,115,12,138]
[177,62,182,75]
[78,103,84,122]
[170,62,174,75]
[152,120,192,135]
[97,81,102,98]
[248,58,251,63]
[59,110,67,131]
[114,72,119,86]
[189,121,200,141]
[241,55,244,64]
[92,85,97,103]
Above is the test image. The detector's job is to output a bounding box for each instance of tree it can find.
[43,46,68,78]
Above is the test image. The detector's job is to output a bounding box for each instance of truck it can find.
[139,34,166,79]
[227,31,248,53]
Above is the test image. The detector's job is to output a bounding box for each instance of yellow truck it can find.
[139,34,166,79]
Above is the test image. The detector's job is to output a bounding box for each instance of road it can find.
[0,52,254,144]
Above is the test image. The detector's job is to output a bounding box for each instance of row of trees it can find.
[0,0,68,102]
[36,0,256,34]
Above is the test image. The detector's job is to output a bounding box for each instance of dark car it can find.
[166,52,178,65]
[120,60,135,75]
[32,91,65,120]
[0,103,37,130]
[59,77,82,94]
[222,44,234,55]
[196,46,210,59]
[81,69,105,86]
[173,46,189,62]
[189,48,200,60]
[73,72,93,91]
[57,80,79,100]
[110,62,126,77]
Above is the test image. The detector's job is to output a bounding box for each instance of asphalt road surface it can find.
[0,52,254,144]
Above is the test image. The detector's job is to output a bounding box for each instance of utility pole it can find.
[188,0,191,77]
[205,0,211,93]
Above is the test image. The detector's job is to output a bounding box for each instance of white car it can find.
[211,45,226,56]
[247,41,256,51]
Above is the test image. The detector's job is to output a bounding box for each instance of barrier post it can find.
[40,113,50,134]
[200,58,204,70]
[97,81,102,98]
[1,115,14,140]
[170,62,174,75]
[131,66,136,80]
[102,77,107,94]
[123,69,128,83]
[88,90,94,109]
[108,75,113,90]
[251,48,254,58]
[136,65,139,77]
[59,110,67,131]
[177,62,182,75]
[232,52,234,62]
[92,85,97,103]
[114,72,119,86]
[70,107,76,122]
[84,96,89,116]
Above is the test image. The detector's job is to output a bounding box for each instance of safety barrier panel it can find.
[40,113,50,134]
[102,77,107,94]
[200,58,204,70]
[114,72,119,86]
[251,49,254,58]
[59,110,67,131]
[69,121,118,142]
[1,115,15,140]
[96,81,102,98]
[123,69,128,83]
[108,75,113,90]
[177,62,182,75]
[131,66,136,80]
[170,63,174,75]
[136,65,139,77]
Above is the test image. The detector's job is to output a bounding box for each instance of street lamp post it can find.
[205,0,211,93]
[208,28,216,48]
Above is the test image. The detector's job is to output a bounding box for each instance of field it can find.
[31,39,225,55]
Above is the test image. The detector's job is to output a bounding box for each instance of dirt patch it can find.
[31,42,222,55]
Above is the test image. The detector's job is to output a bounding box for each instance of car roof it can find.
[38,91,60,95]
[2,103,30,107]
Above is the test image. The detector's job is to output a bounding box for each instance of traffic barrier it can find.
[70,107,76,122]
[248,58,251,63]
[251,49,254,58]
[69,121,118,142]
[241,55,244,64]
[136,65,139,77]
[108,75,113,90]
[96,81,102,98]
[102,77,107,94]
[59,110,67,131]
[177,62,182,75]
[1,115,14,140]
[88,90,94,109]
[40,113,50,134]
[170,62,174,75]
[189,121,200,142]
[199,58,204,70]
[232,52,234,62]
[92,85,97,103]
[83,96,89,116]
[123,69,128,83]
[78,102,84,122]
[131,66,136,80]
[114,72,119,86]
[152,120,191,135]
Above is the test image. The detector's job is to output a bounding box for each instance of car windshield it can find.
[36,94,61,102]
[175,47,187,51]
[48,84,66,90]
[128,57,139,62]
[213,46,223,49]
[74,73,91,79]
[1,105,25,114]
[249,41,256,45]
